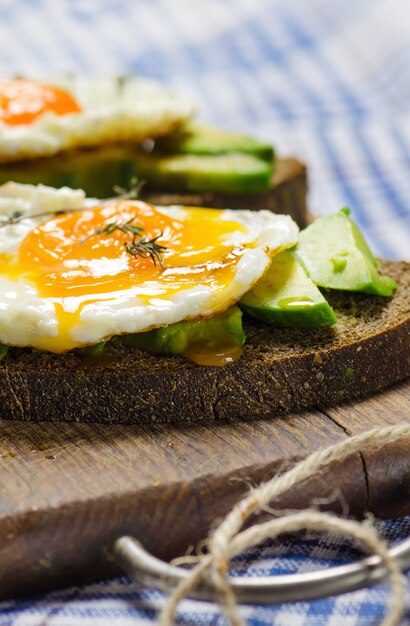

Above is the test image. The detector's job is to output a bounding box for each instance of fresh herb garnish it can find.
[112,177,145,200]
[0,177,144,230]
[0,210,24,226]
[124,233,167,268]
[83,216,144,240]
[0,179,166,266]
[0,208,77,229]
[82,215,167,268]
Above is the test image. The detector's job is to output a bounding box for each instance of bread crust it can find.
[0,260,408,424]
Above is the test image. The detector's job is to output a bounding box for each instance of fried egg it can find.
[0,77,195,163]
[0,183,298,354]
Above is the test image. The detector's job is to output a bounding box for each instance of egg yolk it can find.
[0,79,81,125]
[18,201,246,298]
[9,200,248,355]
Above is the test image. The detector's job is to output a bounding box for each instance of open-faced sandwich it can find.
[0,77,307,225]
[0,182,408,424]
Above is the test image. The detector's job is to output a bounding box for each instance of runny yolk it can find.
[0,79,81,125]
[10,200,248,357]
[18,201,246,298]
[183,341,243,366]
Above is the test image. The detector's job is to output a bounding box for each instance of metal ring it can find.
[114,535,410,604]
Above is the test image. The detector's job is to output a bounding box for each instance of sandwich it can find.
[0,77,308,226]
[0,182,408,424]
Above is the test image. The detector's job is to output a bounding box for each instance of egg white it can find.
[0,77,195,163]
[0,183,298,352]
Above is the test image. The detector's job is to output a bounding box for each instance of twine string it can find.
[158,423,410,626]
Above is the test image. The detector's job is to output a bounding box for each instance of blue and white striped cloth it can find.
[0,1,409,624]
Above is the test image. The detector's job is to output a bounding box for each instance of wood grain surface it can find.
[0,379,408,599]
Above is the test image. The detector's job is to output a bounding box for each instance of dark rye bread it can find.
[0,260,408,425]
[142,158,309,227]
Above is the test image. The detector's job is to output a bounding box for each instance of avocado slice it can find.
[294,208,397,296]
[119,306,245,365]
[0,144,273,196]
[0,122,275,197]
[153,123,275,163]
[133,151,273,194]
[0,147,138,198]
[240,251,337,327]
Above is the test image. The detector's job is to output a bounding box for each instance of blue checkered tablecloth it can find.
[0,518,409,625]
[0,0,409,624]
[1,0,408,258]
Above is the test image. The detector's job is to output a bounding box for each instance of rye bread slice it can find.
[0,260,408,425]
[142,157,309,227]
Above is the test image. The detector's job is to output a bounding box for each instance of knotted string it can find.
[158,423,410,626]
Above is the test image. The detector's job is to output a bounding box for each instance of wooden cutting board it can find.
[0,379,409,600]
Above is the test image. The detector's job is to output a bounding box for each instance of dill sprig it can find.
[83,216,144,241]
[124,233,167,268]
[0,208,77,229]
[0,177,144,230]
[0,210,24,227]
[112,176,145,200]
[0,179,166,267]
[82,215,167,268]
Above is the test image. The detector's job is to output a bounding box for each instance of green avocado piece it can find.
[153,123,275,163]
[119,306,245,363]
[240,250,337,328]
[133,151,273,194]
[0,147,138,198]
[0,125,274,197]
[0,345,9,361]
[294,208,397,296]
[80,341,106,359]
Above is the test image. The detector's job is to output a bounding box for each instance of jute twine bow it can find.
[158,423,410,626]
